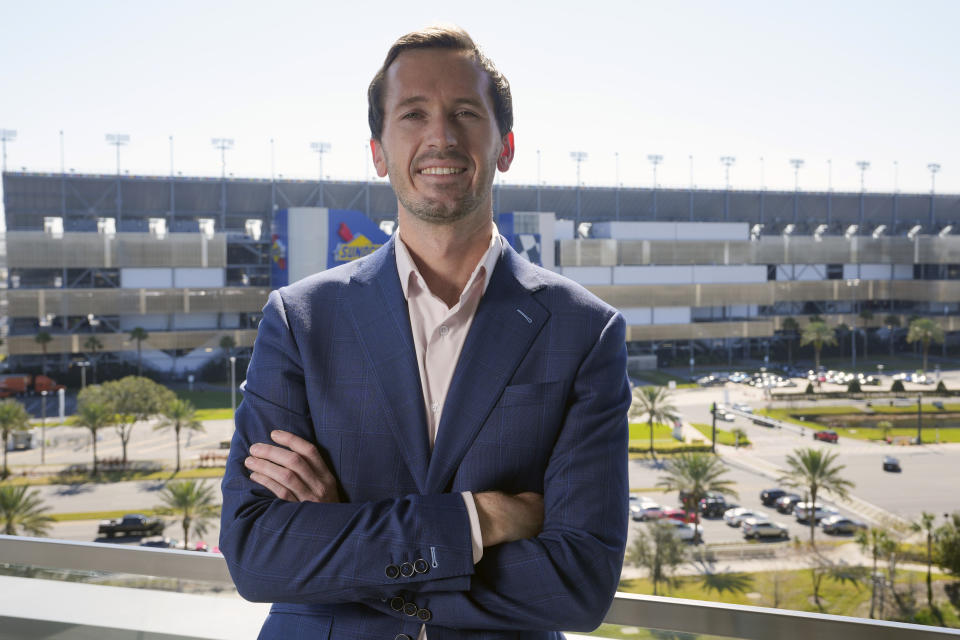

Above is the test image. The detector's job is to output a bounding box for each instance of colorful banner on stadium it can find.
[327,209,390,267]
[270,208,289,289]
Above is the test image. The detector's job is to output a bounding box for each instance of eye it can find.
[401,111,424,121]
[455,110,479,119]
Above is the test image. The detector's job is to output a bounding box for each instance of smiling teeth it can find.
[420,167,464,175]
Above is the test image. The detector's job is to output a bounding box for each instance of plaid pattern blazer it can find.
[220,235,631,640]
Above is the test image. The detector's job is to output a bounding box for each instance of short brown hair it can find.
[367,25,513,141]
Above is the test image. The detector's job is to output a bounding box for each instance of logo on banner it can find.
[270,234,287,270]
[333,222,383,263]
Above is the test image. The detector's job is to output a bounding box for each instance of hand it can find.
[473,491,544,547]
[244,430,339,503]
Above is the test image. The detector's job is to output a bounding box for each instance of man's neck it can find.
[398,211,494,308]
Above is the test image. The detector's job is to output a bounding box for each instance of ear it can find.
[370,139,388,178]
[496,131,515,172]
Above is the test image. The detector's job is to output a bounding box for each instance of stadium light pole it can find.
[614,151,620,221]
[688,154,694,222]
[857,161,870,230]
[648,154,662,220]
[759,156,765,225]
[570,151,588,228]
[928,163,941,228]
[827,158,833,228]
[536,149,541,212]
[59,130,67,216]
[789,159,804,224]
[720,156,735,221]
[212,138,234,229]
[311,141,331,207]
[168,135,176,227]
[0,129,16,173]
[106,133,129,222]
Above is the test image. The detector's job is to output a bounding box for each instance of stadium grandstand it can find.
[1,169,958,380]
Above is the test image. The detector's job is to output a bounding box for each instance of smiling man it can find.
[219,25,631,640]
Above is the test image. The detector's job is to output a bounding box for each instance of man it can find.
[219,25,631,640]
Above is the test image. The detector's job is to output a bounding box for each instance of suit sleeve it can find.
[365,309,631,632]
[219,290,476,604]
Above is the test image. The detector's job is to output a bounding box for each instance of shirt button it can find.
[431,402,440,414]
[438,325,449,337]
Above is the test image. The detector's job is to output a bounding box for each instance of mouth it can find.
[418,166,467,176]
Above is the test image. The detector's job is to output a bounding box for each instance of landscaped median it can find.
[690,422,752,448]
[627,422,712,455]
[757,404,960,444]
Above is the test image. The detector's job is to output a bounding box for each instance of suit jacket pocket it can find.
[497,380,565,407]
[257,612,331,640]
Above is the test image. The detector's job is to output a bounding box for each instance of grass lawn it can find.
[0,467,225,488]
[628,422,676,450]
[690,422,751,447]
[757,407,960,443]
[583,568,959,636]
[174,390,235,410]
[632,370,698,389]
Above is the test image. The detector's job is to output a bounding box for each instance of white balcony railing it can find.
[1,535,959,640]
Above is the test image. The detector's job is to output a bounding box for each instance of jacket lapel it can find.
[345,237,430,493]
[425,244,549,493]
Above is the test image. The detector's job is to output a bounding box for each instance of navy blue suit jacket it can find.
[220,235,631,640]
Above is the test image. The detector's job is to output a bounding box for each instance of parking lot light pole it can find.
[917,394,923,445]
[40,390,48,464]
[229,356,237,428]
[711,402,717,454]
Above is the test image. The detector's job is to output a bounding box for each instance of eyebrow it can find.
[393,96,486,110]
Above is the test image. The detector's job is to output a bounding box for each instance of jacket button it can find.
[417,608,432,622]
[413,558,429,574]
[385,564,400,579]
[394,635,413,640]
[399,561,415,577]
[389,596,404,612]
[402,602,418,616]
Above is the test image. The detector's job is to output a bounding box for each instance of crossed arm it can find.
[244,429,545,548]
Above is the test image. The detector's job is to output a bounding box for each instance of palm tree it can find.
[906,317,944,373]
[856,527,896,619]
[800,320,837,373]
[0,399,31,479]
[129,327,149,376]
[34,331,52,376]
[778,448,854,547]
[0,485,54,536]
[858,309,874,363]
[626,519,688,596]
[656,452,738,541]
[883,314,900,356]
[156,398,204,473]
[83,335,104,384]
[157,480,220,550]
[912,511,937,611]
[72,399,113,475]
[780,316,800,368]
[631,386,678,458]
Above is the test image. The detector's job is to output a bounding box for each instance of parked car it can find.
[700,496,736,518]
[662,508,697,524]
[649,519,700,543]
[98,514,165,538]
[139,536,179,549]
[760,488,788,507]
[723,507,769,527]
[775,494,803,514]
[793,502,838,523]
[821,515,868,535]
[742,518,789,540]
[732,403,753,413]
[718,412,736,422]
[631,500,666,522]
[882,456,901,472]
[813,430,838,443]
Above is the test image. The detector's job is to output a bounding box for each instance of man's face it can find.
[372,48,514,226]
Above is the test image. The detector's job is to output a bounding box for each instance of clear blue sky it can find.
[2,0,958,194]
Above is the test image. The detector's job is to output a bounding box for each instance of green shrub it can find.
[847,379,862,393]
[805,382,815,394]
[937,380,948,393]
[891,379,905,392]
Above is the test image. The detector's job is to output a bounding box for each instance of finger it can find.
[249,442,320,489]
[248,471,298,502]
[270,430,336,482]
[244,455,314,502]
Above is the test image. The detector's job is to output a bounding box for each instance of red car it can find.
[813,430,838,443]
[661,508,697,524]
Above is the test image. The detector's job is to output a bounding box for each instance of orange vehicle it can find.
[0,374,66,397]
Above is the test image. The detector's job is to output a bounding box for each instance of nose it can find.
[425,115,458,150]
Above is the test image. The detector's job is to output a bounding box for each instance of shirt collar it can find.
[395,222,502,301]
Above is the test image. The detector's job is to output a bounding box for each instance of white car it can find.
[723,507,770,527]
[742,518,789,540]
[793,502,838,523]
[630,499,665,521]
[649,519,700,542]
[732,403,753,413]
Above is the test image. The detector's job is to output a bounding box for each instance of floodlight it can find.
[97,217,116,237]
[577,222,593,239]
[379,220,396,236]
[198,218,216,240]
[907,225,922,239]
[43,217,64,239]
[813,224,828,241]
[245,219,263,242]
[782,224,795,237]
[844,224,859,240]
[939,225,953,238]
[750,223,764,241]
[149,218,168,239]
[871,224,886,239]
